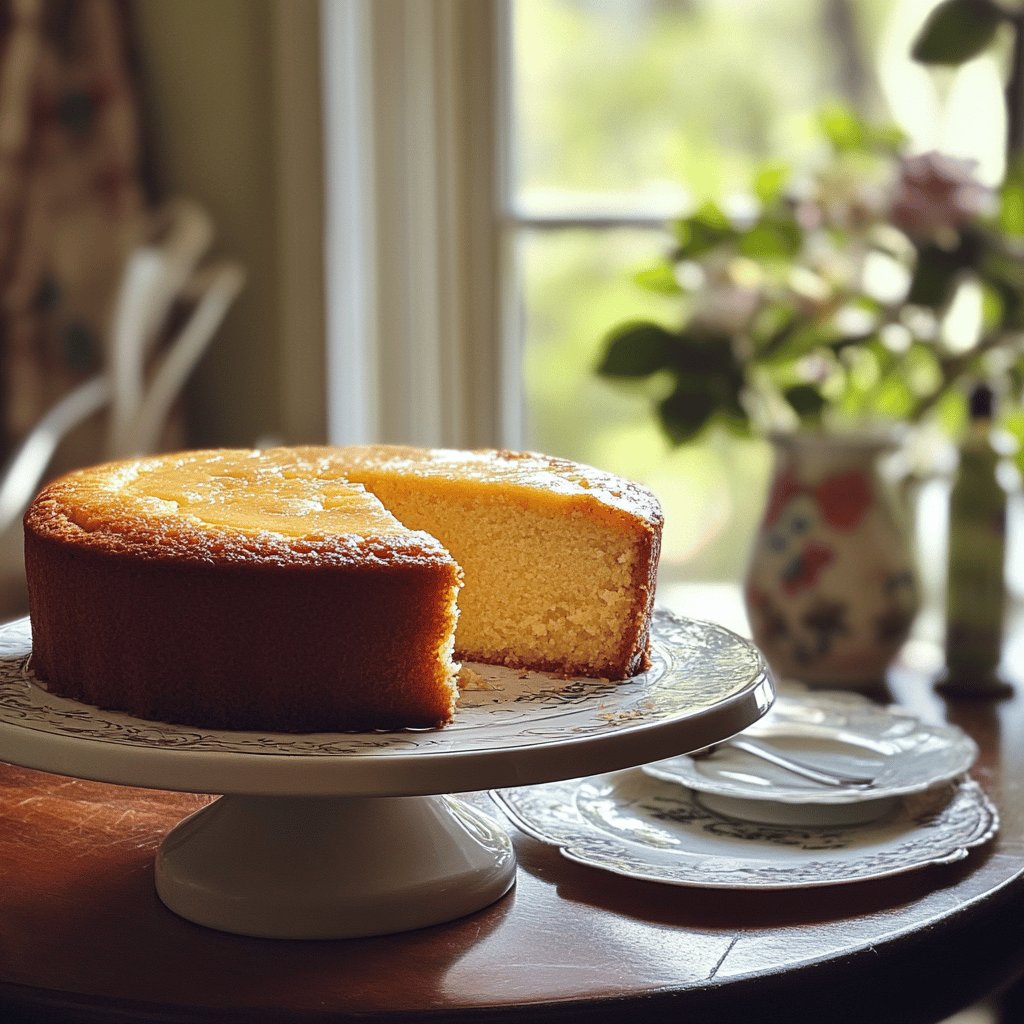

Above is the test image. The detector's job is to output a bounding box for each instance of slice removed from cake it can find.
[324,445,663,679]
[24,448,463,731]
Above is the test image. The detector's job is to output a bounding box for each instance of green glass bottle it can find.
[938,384,1013,697]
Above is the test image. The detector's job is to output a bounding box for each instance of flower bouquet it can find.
[597,104,1024,467]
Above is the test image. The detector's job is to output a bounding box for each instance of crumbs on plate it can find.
[457,665,502,691]
[598,700,655,725]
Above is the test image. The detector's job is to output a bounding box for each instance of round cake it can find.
[24,445,663,732]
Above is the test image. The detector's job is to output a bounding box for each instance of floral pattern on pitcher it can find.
[745,434,920,688]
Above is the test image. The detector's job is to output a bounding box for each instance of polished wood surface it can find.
[1,635,1023,1022]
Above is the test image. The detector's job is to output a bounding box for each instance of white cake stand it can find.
[0,609,773,940]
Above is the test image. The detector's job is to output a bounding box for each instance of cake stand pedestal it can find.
[0,610,773,940]
[156,793,515,939]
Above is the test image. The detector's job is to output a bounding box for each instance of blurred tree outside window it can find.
[509,0,1008,583]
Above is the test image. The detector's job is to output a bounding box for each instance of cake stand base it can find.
[0,611,774,940]
[154,794,517,939]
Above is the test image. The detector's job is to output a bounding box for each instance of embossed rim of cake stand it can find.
[0,609,774,797]
[0,609,774,938]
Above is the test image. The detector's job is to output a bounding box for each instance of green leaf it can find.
[828,330,879,354]
[784,383,827,421]
[752,304,800,354]
[868,122,908,155]
[1002,408,1024,475]
[906,242,970,307]
[657,385,717,445]
[818,103,867,153]
[692,200,732,231]
[986,249,1024,290]
[632,261,683,295]
[1005,154,1024,187]
[872,373,916,417]
[911,0,1003,66]
[1007,354,1024,394]
[983,253,1024,328]
[673,201,736,259]
[753,162,789,206]
[980,281,1005,331]
[673,222,725,260]
[671,331,738,377]
[999,179,1024,236]
[904,342,943,396]
[817,102,906,155]
[597,322,677,378]
[714,368,752,433]
[760,322,847,365]
[737,219,802,260]
[935,389,969,434]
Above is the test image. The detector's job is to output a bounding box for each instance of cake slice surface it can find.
[322,445,663,679]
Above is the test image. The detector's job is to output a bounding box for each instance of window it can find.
[322,0,1007,582]
[508,0,1007,583]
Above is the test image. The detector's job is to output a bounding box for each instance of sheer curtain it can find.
[321,0,514,451]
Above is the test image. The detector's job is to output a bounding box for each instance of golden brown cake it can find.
[24,448,463,731]
[24,445,663,732]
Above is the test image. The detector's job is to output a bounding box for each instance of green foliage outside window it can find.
[513,0,1003,579]
[597,104,1024,470]
[591,0,1024,479]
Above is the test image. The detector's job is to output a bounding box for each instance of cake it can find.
[24,445,663,732]
[24,448,463,731]
[324,445,662,679]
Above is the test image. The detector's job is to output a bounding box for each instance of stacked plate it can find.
[494,689,998,889]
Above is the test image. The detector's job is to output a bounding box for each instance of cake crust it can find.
[25,449,462,732]
[24,449,455,571]
[24,445,664,732]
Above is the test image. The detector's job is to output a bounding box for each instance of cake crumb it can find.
[600,709,644,724]
[599,700,655,725]
[458,665,500,691]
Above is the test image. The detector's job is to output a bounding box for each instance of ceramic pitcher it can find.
[744,431,920,688]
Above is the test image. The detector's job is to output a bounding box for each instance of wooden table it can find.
[1,637,1023,1023]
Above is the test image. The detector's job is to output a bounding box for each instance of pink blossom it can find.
[889,152,993,240]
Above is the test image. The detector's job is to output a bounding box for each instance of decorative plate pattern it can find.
[494,768,998,889]
[0,610,773,797]
[643,688,978,805]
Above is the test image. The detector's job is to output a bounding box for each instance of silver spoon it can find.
[690,737,877,788]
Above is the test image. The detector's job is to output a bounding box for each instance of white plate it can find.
[643,689,977,806]
[0,609,773,797]
[494,769,998,889]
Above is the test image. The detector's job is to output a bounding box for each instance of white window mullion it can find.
[434,0,477,448]
[493,0,524,449]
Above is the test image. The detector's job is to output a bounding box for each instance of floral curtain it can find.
[0,0,147,465]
